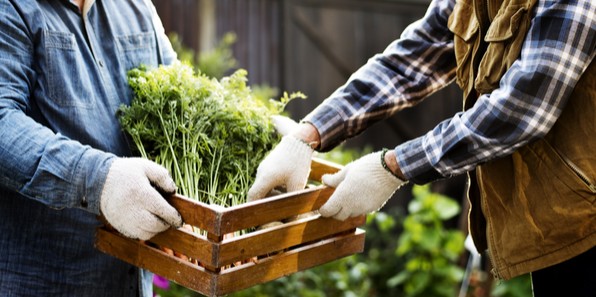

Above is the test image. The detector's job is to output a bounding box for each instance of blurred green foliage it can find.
[492,274,533,297]
[169,32,237,80]
[388,185,465,297]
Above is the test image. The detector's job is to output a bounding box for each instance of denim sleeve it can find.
[145,0,177,65]
[0,2,113,214]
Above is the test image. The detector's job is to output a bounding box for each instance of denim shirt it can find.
[0,0,176,296]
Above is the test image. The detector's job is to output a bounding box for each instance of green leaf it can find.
[387,270,410,287]
[434,196,461,220]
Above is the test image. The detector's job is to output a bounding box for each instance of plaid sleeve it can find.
[303,0,457,151]
[397,0,596,184]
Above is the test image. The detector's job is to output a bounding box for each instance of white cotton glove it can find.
[100,158,183,240]
[271,115,300,136]
[319,151,407,221]
[247,135,314,201]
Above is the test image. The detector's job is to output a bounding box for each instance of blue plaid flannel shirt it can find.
[304,0,595,184]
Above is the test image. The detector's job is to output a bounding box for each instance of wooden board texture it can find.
[95,158,366,296]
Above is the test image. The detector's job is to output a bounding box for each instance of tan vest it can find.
[448,0,596,279]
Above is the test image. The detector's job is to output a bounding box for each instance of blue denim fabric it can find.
[0,0,176,296]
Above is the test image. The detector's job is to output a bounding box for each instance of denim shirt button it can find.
[98,60,104,67]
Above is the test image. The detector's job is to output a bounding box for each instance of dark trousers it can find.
[531,246,595,297]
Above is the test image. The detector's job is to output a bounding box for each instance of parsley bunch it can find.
[119,62,303,206]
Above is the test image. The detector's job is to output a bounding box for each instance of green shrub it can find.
[388,185,466,297]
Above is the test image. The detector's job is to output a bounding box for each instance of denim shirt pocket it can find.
[44,30,96,107]
[116,32,158,71]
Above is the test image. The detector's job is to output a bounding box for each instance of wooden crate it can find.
[95,158,366,296]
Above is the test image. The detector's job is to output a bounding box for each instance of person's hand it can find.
[319,151,407,220]
[100,158,183,240]
[247,135,314,201]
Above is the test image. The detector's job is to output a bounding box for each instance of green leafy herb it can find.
[118,61,305,207]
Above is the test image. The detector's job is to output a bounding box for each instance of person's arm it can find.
[248,0,456,202]
[304,0,457,151]
[0,3,112,213]
[395,0,596,184]
[143,0,178,65]
[0,3,182,240]
[318,0,595,220]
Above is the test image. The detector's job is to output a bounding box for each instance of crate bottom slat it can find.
[96,227,365,297]
[95,228,215,290]
[213,214,366,267]
[214,228,365,296]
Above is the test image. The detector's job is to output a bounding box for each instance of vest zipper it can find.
[486,249,503,280]
[558,153,596,193]
[477,169,504,280]
[486,232,504,280]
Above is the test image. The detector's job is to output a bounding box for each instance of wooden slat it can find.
[216,186,335,235]
[214,229,366,296]
[148,227,216,268]
[95,228,217,296]
[310,157,343,181]
[164,157,341,236]
[149,214,365,268]
[97,227,365,297]
[166,194,222,234]
[216,214,365,266]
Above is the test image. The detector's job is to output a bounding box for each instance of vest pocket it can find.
[552,146,596,196]
[525,138,596,203]
[477,137,595,271]
[476,4,531,93]
[448,0,479,91]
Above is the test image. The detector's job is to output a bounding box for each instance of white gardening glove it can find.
[319,151,408,221]
[271,115,300,137]
[247,135,314,201]
[100,158,183,240]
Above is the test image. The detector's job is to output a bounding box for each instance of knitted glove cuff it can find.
[368,151,407,189]
[279,135,315,156]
